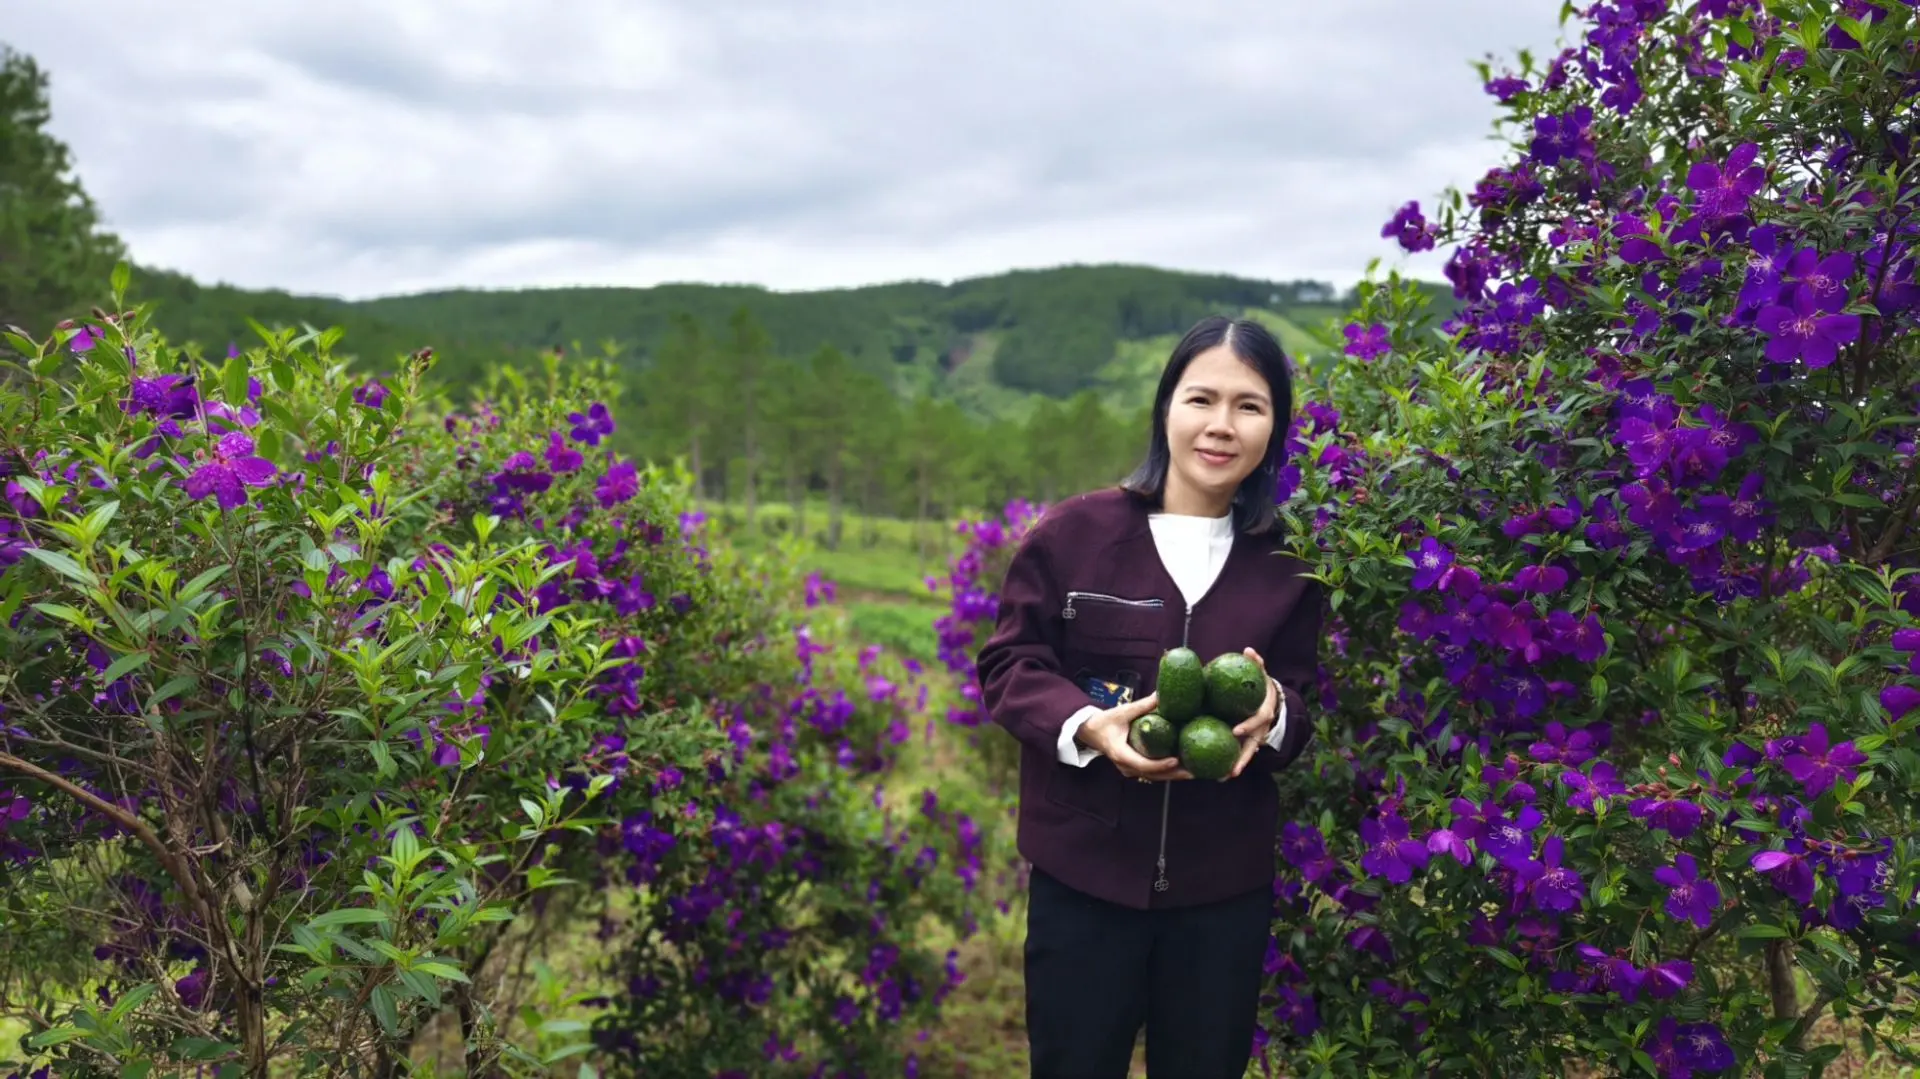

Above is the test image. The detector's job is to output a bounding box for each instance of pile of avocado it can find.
[1127,648,1267,781]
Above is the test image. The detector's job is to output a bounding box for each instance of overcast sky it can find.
[11,2,1567,301]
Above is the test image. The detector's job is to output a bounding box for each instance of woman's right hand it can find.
[1074,692,1192,781]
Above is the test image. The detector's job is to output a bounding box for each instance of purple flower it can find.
[184,433,278,510]
[1529,105,1595,167]
[1785,249,1855,313]
[1425,826,1472,866]
[1630,792,1704,839]
[1881,683,1920,718]
[1751,847,1817,905]
[1519,835,1583,912]
[1280,821,1337,883]
[568,402,616,446]
[1773,722,1867,798]
[1686,142,1765,220]
[1409,537,1454,590]
[123,374,198,419]
[1470,801,1542,869]
[1359,812,1431,884]
[1529,721,1602,766]
[175,965,210,1009]
[609,575,655,617]
[1560,760,1624,813]
[1673,1019,1735,1072]
[1273,985,1320,1036]
[351,379,389,410]
[594,460,639,507]
[1512,563,1568,594]
[1757,286,1861,368]
[1382,201,1436,252]
[1653,853,1720,929]
[543,430,583,473]
[1644,959,1694,1000]
[1343,322,1391,360]
[1484,74,1529,101]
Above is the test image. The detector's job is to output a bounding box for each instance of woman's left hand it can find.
[1227,647,1277,780]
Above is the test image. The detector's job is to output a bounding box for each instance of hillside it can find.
[126,262,1456,418]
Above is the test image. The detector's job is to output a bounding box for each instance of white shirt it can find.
[1055,509,1290,766]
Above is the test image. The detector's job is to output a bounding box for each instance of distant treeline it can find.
[628,306,1152,548]
[127,263,1418,399]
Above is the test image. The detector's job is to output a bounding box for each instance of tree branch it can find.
[0,750,212,927]
[1767,939,1799,1023]
[1785,986,1837,1051]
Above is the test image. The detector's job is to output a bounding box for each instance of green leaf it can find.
[369,739,396,778]
[177,563,231,601]
[396,968,443,1008]
[223,356,253,411]
[392,823,421,870]
[30,601,95,630]
[27,1025,89,1047]
[0,571,31,625]
[77,499,120,544]
[101,650,151,684]
[309,907,389,929]
[411,960,471,983]
[369,985,400,1036]
[111,260,131,298]
[25,546,97,585]
[108,982,159,1022]
[146,673,199,710]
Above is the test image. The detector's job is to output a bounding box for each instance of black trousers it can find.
[1024,867,1272,1079]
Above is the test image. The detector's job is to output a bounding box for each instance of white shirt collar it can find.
[1148,510,1234,541]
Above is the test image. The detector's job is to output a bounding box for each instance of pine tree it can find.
[0,43,125,336]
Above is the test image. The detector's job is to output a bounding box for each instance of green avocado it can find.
[1203,651,1268,724]
[1156,647,1206,725]
[1178,716,1239,781]
[1127,714,1179,760]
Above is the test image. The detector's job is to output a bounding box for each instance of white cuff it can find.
[1057,706,1102,767]
[1263,678,1289,751]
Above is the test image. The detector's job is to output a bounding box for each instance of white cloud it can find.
[8,0,1568,299]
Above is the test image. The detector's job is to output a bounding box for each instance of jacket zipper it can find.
[1153,598,1194,895]
[1062,591,1165,620]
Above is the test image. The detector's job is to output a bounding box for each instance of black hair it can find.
[1118,315,1295,535]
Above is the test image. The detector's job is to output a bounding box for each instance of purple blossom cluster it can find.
[1394,539,1607,726]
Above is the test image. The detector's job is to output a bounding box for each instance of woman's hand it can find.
[1075,692,1193,781]
[1228,647,1278,780]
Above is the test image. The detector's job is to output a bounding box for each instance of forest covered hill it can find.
[126,262,1455,420]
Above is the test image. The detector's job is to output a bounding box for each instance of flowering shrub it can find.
[0,283,983,1077]
[937,3,1920,1075]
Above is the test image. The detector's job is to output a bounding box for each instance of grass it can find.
[703,499,966,606]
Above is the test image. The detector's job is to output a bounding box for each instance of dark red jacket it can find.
[975,486,1325,910]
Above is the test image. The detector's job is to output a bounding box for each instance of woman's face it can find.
[1162,344,1275,512]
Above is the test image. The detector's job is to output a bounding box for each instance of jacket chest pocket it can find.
[1061,591,1167,670]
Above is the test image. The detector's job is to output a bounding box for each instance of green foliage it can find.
[0,276,980,1077]
[0,43,126,337]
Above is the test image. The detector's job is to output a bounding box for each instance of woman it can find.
[975,315,1326,1078]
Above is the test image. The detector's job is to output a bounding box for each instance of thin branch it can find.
[1785,986,1838,1051]
[0,750,215,932]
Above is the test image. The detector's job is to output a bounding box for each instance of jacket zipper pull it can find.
[1062,593,1077,620]
[1152,602,1191,897]
[1153,783,1171,892]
